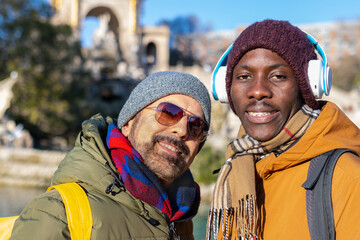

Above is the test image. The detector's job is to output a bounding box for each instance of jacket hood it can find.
[257,102,360,178]
[50,114,170,223]
[50,114,201,224]
[51,114,116,188]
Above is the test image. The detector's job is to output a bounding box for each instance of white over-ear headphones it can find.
[211,33,332,103]
[211,45,233,103]
[306,33,332,98]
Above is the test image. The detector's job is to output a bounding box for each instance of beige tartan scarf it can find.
[206,105,320,240]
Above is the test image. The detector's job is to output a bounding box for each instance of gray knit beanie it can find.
[117,71,211,132]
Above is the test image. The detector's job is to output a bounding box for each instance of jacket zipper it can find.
[170,222,180,240]
[165,214,179,240]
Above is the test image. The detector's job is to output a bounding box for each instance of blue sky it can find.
[82,0,360,47]
[141,0,360,30]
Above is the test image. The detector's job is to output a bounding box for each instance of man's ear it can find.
[121,118,134,137]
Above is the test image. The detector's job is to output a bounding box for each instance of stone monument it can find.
[0,74,33,148]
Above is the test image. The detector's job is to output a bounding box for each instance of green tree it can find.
[191,145,224,184]
[0,0,92,148]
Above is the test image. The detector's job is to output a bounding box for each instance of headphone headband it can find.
[211,33,331,103]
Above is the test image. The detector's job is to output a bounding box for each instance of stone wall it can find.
[0,148,66,187]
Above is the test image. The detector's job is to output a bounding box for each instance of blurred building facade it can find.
[49,1,360,77]
[177,20,360,69]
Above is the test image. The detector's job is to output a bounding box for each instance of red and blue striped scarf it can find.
[106,123,200,221]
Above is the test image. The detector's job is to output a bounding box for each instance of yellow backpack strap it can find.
[0,216,18,240]
[47,182,92,240]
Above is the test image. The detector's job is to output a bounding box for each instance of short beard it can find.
[127,115,190,185]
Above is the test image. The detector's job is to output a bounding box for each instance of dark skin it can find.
[230,48,304,142]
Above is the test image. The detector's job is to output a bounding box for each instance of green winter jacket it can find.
[10,114,194,240]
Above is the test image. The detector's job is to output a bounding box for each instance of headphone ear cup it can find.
[212,66,229,103]
[305,33,332,98]
[211,44,233,103]
[308,59,323,99]
[324,65,332,96]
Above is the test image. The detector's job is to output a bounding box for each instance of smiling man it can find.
[10,71,211,240]
[207,20,360,240]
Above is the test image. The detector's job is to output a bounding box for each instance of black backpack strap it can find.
[302,148,358,240]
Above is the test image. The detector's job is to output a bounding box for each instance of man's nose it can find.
[247,76,272,101]
[169,116,189,140]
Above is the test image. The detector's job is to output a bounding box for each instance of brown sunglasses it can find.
[146,102,209,141]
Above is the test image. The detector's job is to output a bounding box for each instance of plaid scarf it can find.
[106,123,200,222]
[207,105,320,240]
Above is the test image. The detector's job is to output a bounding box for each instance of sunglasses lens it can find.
[154,102,208,141]
[188,116,209,141]
[155,102,183,125]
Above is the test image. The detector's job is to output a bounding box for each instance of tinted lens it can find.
[155,102,184,125]
[188,116,208,141]
[154,102,208,141]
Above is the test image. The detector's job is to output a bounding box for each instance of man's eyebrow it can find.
[235,63,290,69]
[236,64,248,68]
[270,63,290,68]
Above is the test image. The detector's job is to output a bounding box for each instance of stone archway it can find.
[141,26,170,73]
[86,7,122,61]
[146,43,156,65]
[79,1,140,67]
[50,0,170,78]
[51,0,140,67]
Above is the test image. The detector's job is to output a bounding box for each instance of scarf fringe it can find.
[207,194,258,240]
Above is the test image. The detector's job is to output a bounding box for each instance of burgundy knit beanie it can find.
[226,19,320,112]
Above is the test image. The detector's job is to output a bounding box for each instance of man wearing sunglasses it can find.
[10,71,211,240]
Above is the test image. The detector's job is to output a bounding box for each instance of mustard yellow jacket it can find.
[255,102,360,239]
